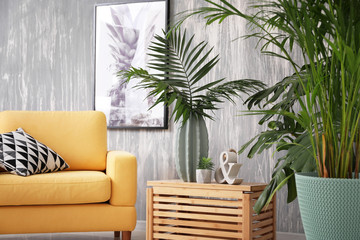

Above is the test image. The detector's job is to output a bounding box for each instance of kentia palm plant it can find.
[174,0,360,230]
[120,29,264,182]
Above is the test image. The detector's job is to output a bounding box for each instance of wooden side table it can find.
[146,180,276,240]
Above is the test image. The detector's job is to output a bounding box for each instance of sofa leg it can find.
[114,231,120,238]
[122,231,131,240]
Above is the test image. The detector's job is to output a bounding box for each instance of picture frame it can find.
[94,0,169,129]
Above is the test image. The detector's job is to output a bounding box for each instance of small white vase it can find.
[196,169,212,183]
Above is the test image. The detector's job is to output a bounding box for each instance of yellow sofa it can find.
[0,111,137,239]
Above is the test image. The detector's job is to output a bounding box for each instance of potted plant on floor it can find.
[119,29,264,182]
[196,157,214,183]
[176,0,360,239]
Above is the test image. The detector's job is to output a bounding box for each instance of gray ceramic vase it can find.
[175,115,209,182]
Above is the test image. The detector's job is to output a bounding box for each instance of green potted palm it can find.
[176,0,360,239]
[196,157,214,183]
[120,29,264,182]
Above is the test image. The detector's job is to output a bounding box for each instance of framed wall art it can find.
[94,0,168,129]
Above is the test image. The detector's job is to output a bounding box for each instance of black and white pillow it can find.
[0,128,69,176]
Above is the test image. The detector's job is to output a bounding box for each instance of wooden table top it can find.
[147,179,267,192]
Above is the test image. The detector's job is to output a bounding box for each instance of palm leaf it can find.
[119,28,265,124]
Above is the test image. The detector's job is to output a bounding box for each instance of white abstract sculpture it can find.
[215,150,243,185]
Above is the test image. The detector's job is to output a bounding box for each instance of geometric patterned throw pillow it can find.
[0,128,69,176]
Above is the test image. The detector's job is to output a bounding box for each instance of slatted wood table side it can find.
[146,180,276,240]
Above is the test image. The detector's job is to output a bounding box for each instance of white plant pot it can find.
[196,169,212,183]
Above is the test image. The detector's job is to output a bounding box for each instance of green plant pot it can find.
[295,172,360,240]
[175,115,209,182]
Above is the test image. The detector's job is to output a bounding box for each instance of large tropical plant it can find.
[120,29,264,124]
[175,0,360,213]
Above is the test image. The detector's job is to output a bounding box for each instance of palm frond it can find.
[119,28,265,124]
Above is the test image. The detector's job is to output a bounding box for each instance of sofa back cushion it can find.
[0,111,107,171]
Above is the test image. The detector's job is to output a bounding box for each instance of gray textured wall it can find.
[0,0,303,233]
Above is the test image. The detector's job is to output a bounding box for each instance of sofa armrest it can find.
[106,151,137,206]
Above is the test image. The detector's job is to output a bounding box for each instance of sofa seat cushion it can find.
[0,171,111,206]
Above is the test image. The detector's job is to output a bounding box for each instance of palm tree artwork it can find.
[106,7,139,126]
[95,2,166,128]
